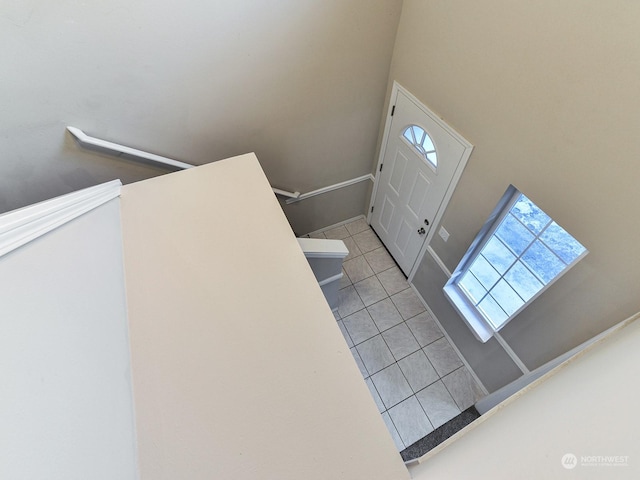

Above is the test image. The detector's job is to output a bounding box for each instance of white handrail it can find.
[66,126,301,200]
[271,187,301,200]
[67,126,195,170]
[67,128,373,202]
[284,174,374,205]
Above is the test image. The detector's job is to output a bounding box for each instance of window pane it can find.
[446,185,588,340]
[540,221,587,264]
[511,194,551,234]
[422,135,435,152]
[482,236,516,274]
[469,254,500,290]
[489,279,524,317]
[478,295,508,329]
[521,240,565,284]
[402,125,438,168]
[459,271,487,304]
[504,261,543,302]
[495,214,534,255]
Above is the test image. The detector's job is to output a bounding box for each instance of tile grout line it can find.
[353,243,423,416]
[345,228,457,386]
[325,220,479,451]
[384,411,407,450]
[409,283,490,397]
[358,271,439,431]
[378,310,459,430]
[386,399,408,450]
[438,365,471,412]
[347,267,471,405]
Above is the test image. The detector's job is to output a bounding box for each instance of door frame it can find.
[367,82,474,281]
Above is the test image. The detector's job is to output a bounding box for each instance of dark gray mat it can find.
[400,407,480,462]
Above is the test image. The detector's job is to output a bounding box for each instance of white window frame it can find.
[443,185,588,343]
[401,124,438,171]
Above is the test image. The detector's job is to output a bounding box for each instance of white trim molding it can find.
[297,238,349,259]
[493,333,529,374]
[0,180,122,259]
[425,246,530,377]
[409,283,489,396]
[426,245,452,278]
[367,82,474,281]
[318,272,344,287]
[304,215,366,238]
[474,311,640,415]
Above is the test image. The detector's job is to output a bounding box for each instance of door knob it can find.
[418,227,426,235]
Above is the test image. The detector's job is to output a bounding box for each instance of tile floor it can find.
[308,217,485,452]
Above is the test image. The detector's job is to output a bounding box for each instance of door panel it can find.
[379,197,395,233]
[395,220,412,254]
[388,151,407,196]
[371,89,468,275]
[407,173,431,218]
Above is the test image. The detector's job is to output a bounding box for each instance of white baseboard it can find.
[426,245,452,278]
[304,214,366,237]
[493,333,529,374]
[424,246,530,381]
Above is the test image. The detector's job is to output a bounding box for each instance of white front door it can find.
[370,86,472,276]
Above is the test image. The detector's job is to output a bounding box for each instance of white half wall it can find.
[409,313,640,479]
[120,154,409,480]
[0,199,138,480]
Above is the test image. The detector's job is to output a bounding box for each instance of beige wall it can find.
[0,0,402,232]
[386,0,640,378]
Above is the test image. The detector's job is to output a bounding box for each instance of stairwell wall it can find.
[0,0,402,233]
[382,0,640,391]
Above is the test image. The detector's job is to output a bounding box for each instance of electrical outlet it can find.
[439,226,450,242]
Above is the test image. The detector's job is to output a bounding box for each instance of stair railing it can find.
[66,126,301,200]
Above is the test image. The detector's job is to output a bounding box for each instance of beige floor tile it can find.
[345,218,370,236]
[390,288,425,320]
[354,276,388,306]
[324,225,350,240]
[343,256,375,284]
[364,247,396,274]
[377,266,409,296]
[352,229,383,253]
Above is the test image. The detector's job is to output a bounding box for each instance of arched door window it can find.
[402,125,437,169]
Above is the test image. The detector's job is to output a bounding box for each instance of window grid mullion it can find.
[486,292,510,325]
[482,212,572,315]
[536,222,571,267]
[483,227,532,311]
[465,270,491,307]
[444,186,588,340]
